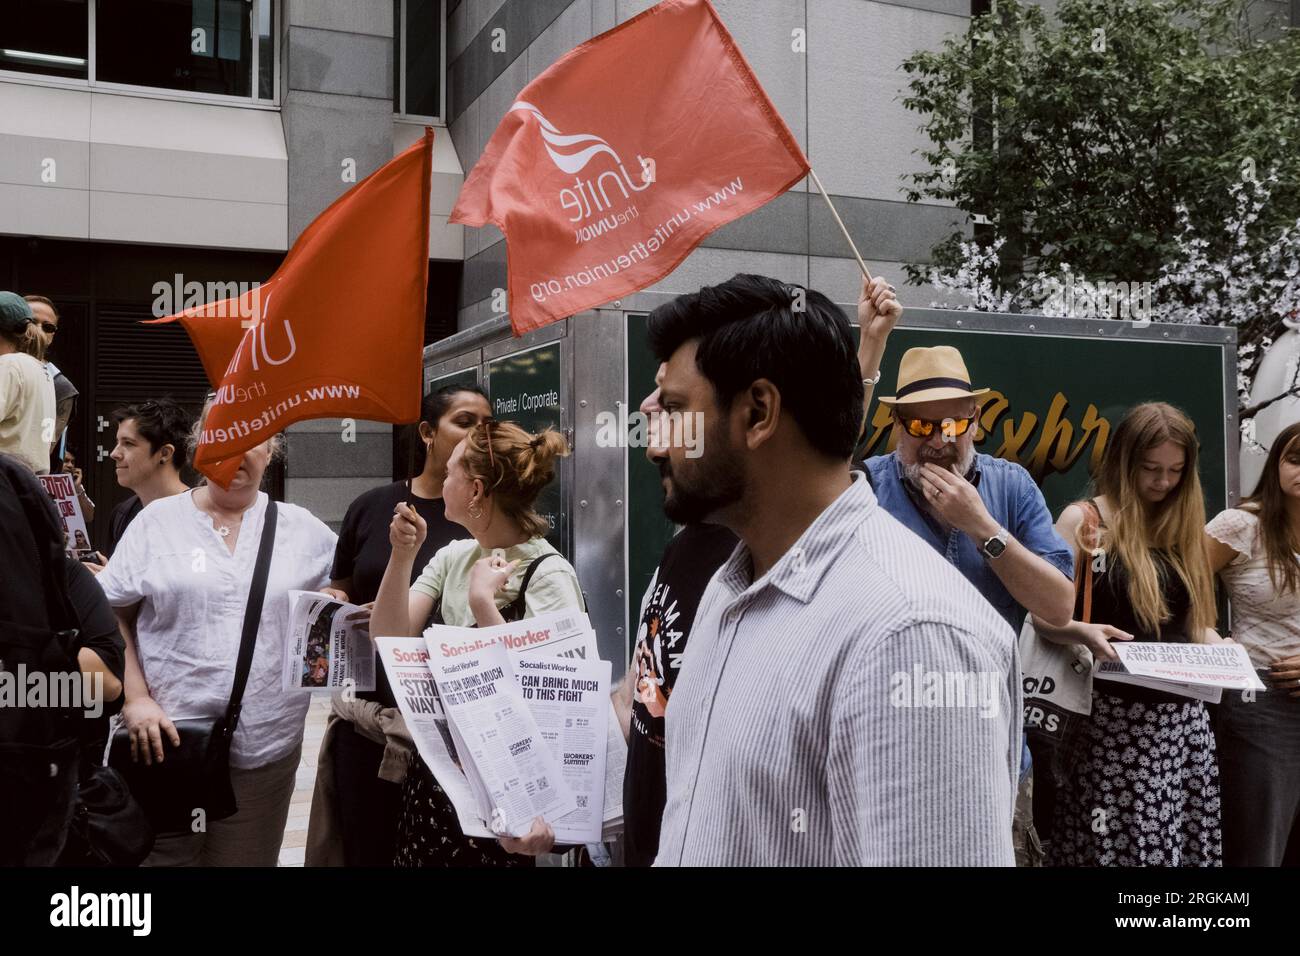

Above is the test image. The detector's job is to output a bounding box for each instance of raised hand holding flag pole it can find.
[150,130,435,488]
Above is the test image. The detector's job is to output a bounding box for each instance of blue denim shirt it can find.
[865,452,1074,630]
[865,452,1075,779]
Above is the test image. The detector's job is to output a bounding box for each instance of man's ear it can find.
[742,380,781,450]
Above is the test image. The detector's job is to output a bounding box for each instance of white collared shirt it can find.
[654,472,1020,866]
[97,489,336,768]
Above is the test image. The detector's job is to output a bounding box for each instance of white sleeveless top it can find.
[1206,508,1300,667]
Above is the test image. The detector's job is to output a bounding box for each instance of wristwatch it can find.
[980,527,1010,560]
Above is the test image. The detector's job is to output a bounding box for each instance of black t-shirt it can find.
[107,495,143,556]
[331,481,467,707]
[64,556,126,764]
[623,522,737,867]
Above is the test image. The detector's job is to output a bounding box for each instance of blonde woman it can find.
[371,420,585,866]
[1032,402,1222,866]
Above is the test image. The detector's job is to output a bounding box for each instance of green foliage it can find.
[901,0,1300,289]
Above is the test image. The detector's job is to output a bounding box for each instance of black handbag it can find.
[108,499,278,835]
[59,764,155,866]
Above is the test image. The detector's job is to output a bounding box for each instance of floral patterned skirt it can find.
[1047,691,1221,867]
[393,755,526,868]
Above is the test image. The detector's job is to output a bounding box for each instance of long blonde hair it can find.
[1,322,48,362]
[1088,402,1216,640]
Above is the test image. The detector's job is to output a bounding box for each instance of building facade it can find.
[2,0,1293,537]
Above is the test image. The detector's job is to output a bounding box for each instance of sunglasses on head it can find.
[897,415,976,440]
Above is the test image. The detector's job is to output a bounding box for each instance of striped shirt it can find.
[654,472,1020,866]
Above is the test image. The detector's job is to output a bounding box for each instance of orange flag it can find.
[451,0,809,336]
[150,130,434,487]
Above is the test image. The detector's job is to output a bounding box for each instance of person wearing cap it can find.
[862,342,1075,864]
[0,291,57,475]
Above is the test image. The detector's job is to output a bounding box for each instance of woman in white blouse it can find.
[1206,420,1300,866]
[97,423,336,867]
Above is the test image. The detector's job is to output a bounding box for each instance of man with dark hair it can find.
[23,295,78,470]
[645,273,1019,866]
[93,399,191,564]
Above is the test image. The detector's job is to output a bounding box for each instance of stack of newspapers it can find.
[377,609,625,845]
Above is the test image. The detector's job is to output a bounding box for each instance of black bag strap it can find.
[224,498,278,736]
[518,552,556,594]
[496,552,558,623]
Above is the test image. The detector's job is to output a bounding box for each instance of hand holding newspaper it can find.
[427,636,576,837]
[512,654,611,844]
[1094,640,1266,703]
[378,610,626,845]
[283,591,376,693]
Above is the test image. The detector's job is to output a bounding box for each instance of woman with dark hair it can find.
[103,399,194,557]
[1206,420,1300,866]
[371,419,584,867]
[1032,402,1224,866]
[305,383,491,866]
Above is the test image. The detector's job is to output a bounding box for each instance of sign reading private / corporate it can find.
[486,342,564,551]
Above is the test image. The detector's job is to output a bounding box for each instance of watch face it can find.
[984,537,1007,558]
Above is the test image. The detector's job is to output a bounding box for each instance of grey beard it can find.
[902,443,976,488]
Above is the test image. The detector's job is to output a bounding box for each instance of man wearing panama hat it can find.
[865,344,1074,632]
[862,340,1076,865]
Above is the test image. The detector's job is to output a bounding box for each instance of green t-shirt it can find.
[410,536,585,627]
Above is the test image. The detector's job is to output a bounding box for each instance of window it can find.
[0,0,277,104]
[394,0,444,121]
[1,0,89,79]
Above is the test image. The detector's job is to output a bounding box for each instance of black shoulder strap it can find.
[496,552,558,623]
[518,552,556,596]
[225,498,277,735]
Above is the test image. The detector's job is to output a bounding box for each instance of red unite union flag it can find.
[150,131,434,487]
[451,0,810,336]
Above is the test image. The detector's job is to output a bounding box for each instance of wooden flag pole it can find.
[808,167,873,283]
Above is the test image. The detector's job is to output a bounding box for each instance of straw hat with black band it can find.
[877,345,990,406]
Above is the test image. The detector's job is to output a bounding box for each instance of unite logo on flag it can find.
[452,0,810,336]
[508,101,655,246]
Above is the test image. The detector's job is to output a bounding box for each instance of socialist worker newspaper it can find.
[429,636,577,837]
[283,591,376,692]
[379,610,626,844]
[375,636,496,839]
[513,654,612,843]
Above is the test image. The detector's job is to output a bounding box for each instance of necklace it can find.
[197,490,241,539]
